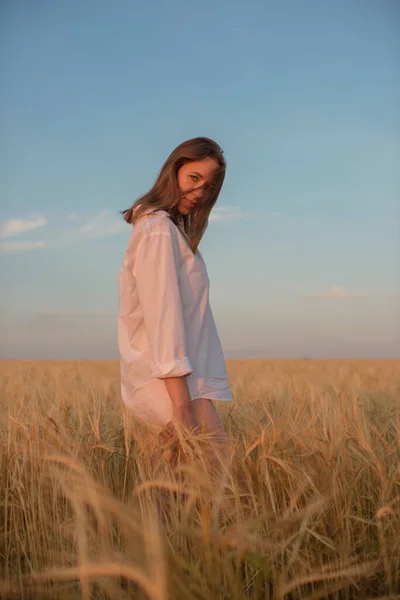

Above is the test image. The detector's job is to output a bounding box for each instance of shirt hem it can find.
[191,395,233,402]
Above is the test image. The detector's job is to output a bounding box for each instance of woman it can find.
[118,137,232,466]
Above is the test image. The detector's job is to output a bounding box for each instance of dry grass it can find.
[0,358,399,599]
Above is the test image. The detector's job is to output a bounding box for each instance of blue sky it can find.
[1,0,399,359]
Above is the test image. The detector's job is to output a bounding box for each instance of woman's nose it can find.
[194,186,205,199]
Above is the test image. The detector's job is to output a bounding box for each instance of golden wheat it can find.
[0,359,399,599]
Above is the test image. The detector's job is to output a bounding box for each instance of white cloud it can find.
[209,205,249,222]
[79,210,128,237]
[306,286,378,298]
[309,286,351,298]
[0,216,48,238]
[0,240,47,254]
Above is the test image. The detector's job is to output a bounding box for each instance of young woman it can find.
[118,137,232,464]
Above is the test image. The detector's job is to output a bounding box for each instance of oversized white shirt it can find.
[118,209,233,405]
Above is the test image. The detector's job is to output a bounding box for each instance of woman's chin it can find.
[177,205,191,216]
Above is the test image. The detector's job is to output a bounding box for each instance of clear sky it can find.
[1,0,399,359]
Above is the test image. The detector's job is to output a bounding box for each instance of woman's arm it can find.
[133,225,193,379]
[132,221,195,430]
[164,375,195,429]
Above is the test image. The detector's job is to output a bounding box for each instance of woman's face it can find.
[176,157,220,216]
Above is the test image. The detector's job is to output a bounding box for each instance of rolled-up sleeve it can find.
[133,225,193,379]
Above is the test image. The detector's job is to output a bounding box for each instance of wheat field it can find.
[0,359,399,599]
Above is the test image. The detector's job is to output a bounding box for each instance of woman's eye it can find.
[190,174,199,182]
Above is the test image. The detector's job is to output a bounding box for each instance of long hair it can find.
[120,137,226,254]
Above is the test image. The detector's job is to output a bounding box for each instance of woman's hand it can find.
[163,376,196,431]
[159,405,196,465]
[158,421,180,464]
[172,403,196,431]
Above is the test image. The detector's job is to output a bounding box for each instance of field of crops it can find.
[1,359,399,599]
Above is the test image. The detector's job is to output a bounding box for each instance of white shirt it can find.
[118,209,233,405]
